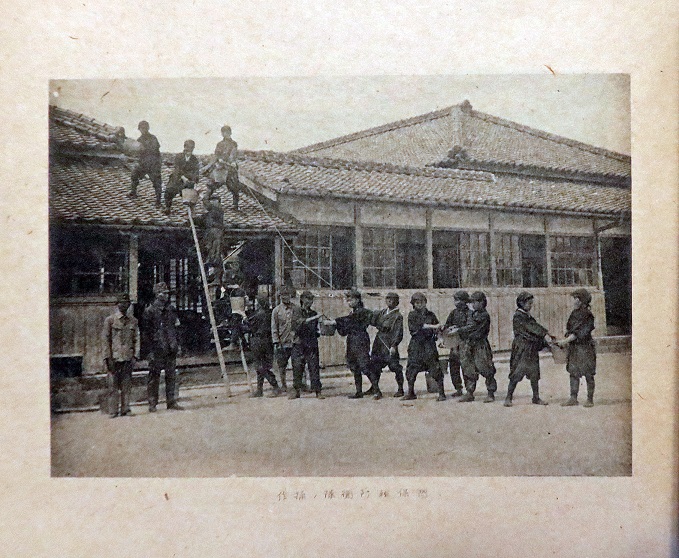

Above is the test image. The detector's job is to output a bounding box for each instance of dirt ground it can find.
[51,352,631,477]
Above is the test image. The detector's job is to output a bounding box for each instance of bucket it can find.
[550,344,568,365]
[319,321,336,336]
[438,330,460,350]
[181,188,199,205]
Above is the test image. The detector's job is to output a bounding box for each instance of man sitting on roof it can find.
[164,139,200,215]
[208,125,240,210]
[128,120,163,207]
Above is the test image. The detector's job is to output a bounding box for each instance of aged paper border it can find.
[1,1,677,556]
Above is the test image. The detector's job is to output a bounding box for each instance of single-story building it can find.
[236,101,631,366]
[49,106,297,375]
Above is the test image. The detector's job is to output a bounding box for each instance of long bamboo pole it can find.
[186,203,231,397]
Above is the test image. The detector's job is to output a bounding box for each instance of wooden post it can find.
[274,236,283,298]
[593,218,604,290]
[425,209,434,289]
[489,212,498,287]
[544,216,553,287]
[128,233,139,302]
[187,204,232,397]
[354,204,364,288]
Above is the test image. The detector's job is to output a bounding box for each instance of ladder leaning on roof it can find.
[183,190,233,397]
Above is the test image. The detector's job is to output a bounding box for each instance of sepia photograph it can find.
[48,75,632,477]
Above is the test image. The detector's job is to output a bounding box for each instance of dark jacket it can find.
[291,307,320,348]
[143,300,180,357]
[247,307,273,341]
[509,309,548,381]
[407,308,439,362]
[169,152,200,187]
[336,306,373,359]
[456,309,491,345]
[444,307,469,329]
[370,308,403,357]
[137,132,161,169]
[566,307,596,377]
[457,309,495,378]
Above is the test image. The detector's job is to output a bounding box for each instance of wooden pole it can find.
[186,204,231,397]
[239,337,256,394]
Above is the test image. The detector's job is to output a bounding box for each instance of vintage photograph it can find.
[49,75,631,477]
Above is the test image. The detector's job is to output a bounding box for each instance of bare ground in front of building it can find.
[51,352,631,477]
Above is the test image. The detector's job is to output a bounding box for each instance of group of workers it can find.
[127,120,240,213]
[256,286,597,407]
[102,281,596,417]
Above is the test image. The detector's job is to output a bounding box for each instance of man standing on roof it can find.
[128,120,163,207]
[209,125,240,210]
[164,139,199,214]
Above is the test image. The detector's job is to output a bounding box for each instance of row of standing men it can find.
[261,286,596,407]
[101,283,597,417]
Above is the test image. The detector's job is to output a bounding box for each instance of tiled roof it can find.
[239,151,630,217]
[295,101,631,180]
[49,106,296,232]
[50,157,297,231]
[49,105,123,152]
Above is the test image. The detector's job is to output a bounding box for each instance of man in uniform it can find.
[289,291,323,399]
[102,293,140,417]
[271,286,298,391]
[129,120,163,207]
[245,295,282,397]
[402,292,446,401]
[143,282,184,412]
[369,292,404,397]
[441,290,471,397]
[454,291,497,403]
[164,139,200,214]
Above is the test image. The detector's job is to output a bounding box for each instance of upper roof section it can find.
[49,105,125,154]
[49,106,296,232]
[239,151,630,218]
[294,101,631,185]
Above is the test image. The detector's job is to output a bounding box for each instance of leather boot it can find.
[584,376,595,407]
[561,376,580,406]
[400,384,417,400]
[531,378,547,405]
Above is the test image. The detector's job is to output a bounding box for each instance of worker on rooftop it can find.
[208,125,240,210]
[128,120,163,207]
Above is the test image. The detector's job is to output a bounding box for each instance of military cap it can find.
[410,292,427,303]
[516,291,534,308]
[300,290,315,301]
[153,282,170,295]
[470,291,487,304]
[571,288,592,306]
[281,286,296,298]
[453,290,470,303]
[385,292,400,301]
[345,288,362,300]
